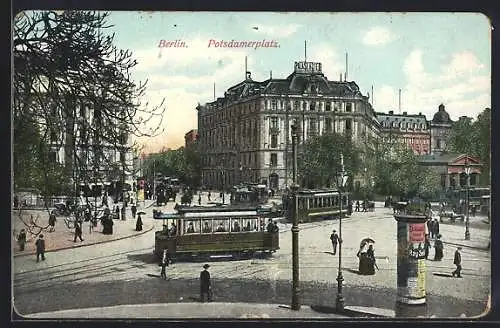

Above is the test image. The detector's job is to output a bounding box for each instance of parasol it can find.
[359,237,375,249]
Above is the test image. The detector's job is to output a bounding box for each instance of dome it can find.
[432,104,452,123]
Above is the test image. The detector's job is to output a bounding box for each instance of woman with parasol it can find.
[357,238,376,275]
[136,211,146,231]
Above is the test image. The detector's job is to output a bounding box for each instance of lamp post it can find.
[291,124,300,310]
[464,157,471,240]
[336,153,349,312]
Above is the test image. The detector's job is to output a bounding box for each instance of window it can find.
[270,117,278,129]
[346,119,352,130]
[325,118,332,132]
[310,102,316,111]
[49,152,57,162]
[294,101,299,111]
[319,102,324,111]
[325,102,331,111]
[270,153,278,166]
[436,139,442,149]
[215,220,228,233]
[185,220,200,234]
[302,101,307,111]
[334,102,340,112]
[271,134,278,148]
[346,102,352,112]
[271,100,277,110]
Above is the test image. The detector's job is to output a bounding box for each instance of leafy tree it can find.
[297,133,362,189]
[446,108,491,185]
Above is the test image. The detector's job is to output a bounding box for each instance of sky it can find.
[103,12,491,154]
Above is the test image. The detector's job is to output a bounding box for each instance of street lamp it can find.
[464,157,471,240]
[335,153,349,312]
[290,124,300,311]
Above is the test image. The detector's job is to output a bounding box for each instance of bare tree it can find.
[13,11,165,234]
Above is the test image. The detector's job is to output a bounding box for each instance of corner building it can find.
[197,61,380,191]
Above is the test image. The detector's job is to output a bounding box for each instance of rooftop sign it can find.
[294,61,322,74]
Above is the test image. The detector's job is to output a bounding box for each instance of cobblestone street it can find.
[12,196,490,318]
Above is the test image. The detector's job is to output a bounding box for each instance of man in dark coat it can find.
[200,264,212,302]
[73,221,84,242]
[17,229,27,251]
[160,249,171,280]
[35,234,45,262]
[452,246,462,278]
[355,200,360,212]
[48,210,57,232]
[424,234,431,259]
[434,219,440,238]
[330,229,339,255]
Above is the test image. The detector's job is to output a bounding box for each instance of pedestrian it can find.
[434,234,444,261]
[160,248,171,280]
[266,219,274,233]
[426,218,433,238]
[131,200,137,219]
[355,200,360,212]
[330,229,339,255]
[198,193,202,205]
[366,244,376,275]
[48,210,57,232]
[452,246,462,278]
[73,221,84,242]
[200,264,212,302]
[17,228,27,251]
[35,234,45,262]
[208,191,211,202]
[434,219,440,238]
[362,200,367,212]
[135,213,143,231]
[424,234,431,259]
[272,221,279,233]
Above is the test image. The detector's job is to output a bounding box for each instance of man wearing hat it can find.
[35,234,45,262]
[330,229,339,255]
[452,246,462,278]
[200,264,212,302]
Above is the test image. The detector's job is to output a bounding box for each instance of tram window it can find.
[231,218,242,232]
[242,218,252,231]
[215,220,227,232]
[202,220,212,233]
[327,197,331,207]
[308,199,313,209]
[185,220,200,234]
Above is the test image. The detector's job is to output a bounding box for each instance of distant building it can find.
[429,104,453,155]
[418,153,482,190]
[375,110,430,155]
[184,129,198,148]
[197,61,380,191]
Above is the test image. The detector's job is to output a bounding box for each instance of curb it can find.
[310,305,392,318]
[13,224,155,258]
[441,240,489,251]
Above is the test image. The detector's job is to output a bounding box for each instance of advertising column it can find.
[395,214,428,316]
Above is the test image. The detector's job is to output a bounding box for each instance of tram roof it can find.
[297,189,340,196]
[183,210,259,218]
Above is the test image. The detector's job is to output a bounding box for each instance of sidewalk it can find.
[12,200,156,257]
[23,302,350,319]
[438,221,490,250]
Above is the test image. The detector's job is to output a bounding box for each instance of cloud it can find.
[250,23,301,38]
[374,49,490,121]
[306,43,344,80]
[129,37,257,152]
[362,27,393,45]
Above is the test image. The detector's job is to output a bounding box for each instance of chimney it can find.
[389,110,394,115]
[340,73,343,81]
[270,70,272,79]
[419,112,422,116]
[246,71,251,80]
[403,111,407,116]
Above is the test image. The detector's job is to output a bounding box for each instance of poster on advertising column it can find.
[137,189,144,202]
[407,223,427,302]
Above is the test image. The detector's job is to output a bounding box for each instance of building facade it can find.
[184,129,198,148]
[429,104,453,155]
[375,110,431,155]
[197,61,380,191]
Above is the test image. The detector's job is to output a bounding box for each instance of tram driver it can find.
[202,221,211,233]
[187,222,195,233]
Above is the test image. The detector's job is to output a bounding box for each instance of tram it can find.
[153,207,280,261]
[282,189,350,223]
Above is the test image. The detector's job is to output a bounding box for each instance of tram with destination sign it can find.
[153,206,280,261]
[282,189,350,223]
